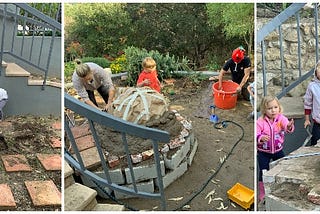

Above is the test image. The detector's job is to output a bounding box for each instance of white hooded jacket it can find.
[304,61,320,124]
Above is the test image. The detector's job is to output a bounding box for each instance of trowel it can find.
[209,105,219,124]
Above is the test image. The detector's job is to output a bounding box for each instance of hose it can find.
[91,120,245,211]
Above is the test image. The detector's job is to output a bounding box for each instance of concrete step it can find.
[64,162,75,189]
[1,60,7,68]
[64,183,98,211]
[5,62,30,77]
[279,96,304,119]
[93,203,125,211]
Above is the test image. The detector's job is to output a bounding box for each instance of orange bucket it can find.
[212,81,239,109]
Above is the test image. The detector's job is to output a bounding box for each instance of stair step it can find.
[93,203,125,211]
[1,60,7,68]
[5,63,30,77]
[279,97,304,119]
[64,162,75,189]
[64,183,97,211]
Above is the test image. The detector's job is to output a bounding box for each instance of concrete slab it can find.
[64,183,97,211]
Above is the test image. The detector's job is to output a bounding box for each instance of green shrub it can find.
[64,61,76,81]
[81,57,111,68]
[124,46,191,86]
[64,57,111,81]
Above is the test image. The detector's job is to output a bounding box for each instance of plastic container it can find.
[212,81,239,109]
[227,183,254,210]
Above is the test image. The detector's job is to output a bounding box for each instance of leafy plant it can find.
[81,57,111,68]
[65,41,84,61]
[110,54,127,74]
[124,46,191,86]
[64,61,76,81]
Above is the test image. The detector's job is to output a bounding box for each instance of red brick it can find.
[25,180,61,207]
[1,155,32,172]
[71,124,91,139]
[131,154,142,164]
[142,149,154,160]
[0,184,16,210]
[51,121,61,130]
[50,136,61,148]
[72,135,95,153]
[308,184,320,205]
[36,154,61,171]
[107,155,120,168]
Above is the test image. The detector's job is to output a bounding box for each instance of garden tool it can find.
[302,125,312,147]
[209,105,219,124]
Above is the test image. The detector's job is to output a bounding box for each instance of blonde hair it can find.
[142,57,156,70]
[260,95,283,117]
[75,59,90,78]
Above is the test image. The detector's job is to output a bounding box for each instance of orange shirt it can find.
[137,70,161,92]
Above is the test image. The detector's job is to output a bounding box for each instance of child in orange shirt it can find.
[137,57,161,93]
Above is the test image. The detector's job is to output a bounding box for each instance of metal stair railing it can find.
[64,93,170,210]
[0,3,61,89]
[257,3,319,99]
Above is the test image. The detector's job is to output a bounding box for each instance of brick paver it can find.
[71,124,91,139]
[51,121,61,130]
[1,155,32,172]
[36,154,61,171]
[0,184,16,210]
[25,180,61,207]
[72,135,95,153]
[50,136,61,148]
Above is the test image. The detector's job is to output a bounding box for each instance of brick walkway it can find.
[0,120,62,211]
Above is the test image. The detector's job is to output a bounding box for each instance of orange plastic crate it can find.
[227,183,254,209]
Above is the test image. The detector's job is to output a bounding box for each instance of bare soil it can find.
[0,115,61,211]
[96,76,255,211]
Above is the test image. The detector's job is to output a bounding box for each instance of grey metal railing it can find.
[64,93,170,210]
[0,3,61,89]
[257,3,319,98]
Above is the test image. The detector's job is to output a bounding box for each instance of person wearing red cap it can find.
[215,46,251,100]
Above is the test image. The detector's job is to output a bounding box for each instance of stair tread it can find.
[279,97,304,118]
[5,63,30,77]
[64,183,97,211]
[1,60,7,68]
[93,203,125,211]
[64,162,74,178]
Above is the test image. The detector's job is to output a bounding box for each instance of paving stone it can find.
[51,121,61,130]
[73,147,104,170]
[71,124,91,139]
[36,154,61,171]
[50,136,61,148]
[0,184,16,210]
[72,135,95,153]
[25,180,61,207]
[1,154,32,172]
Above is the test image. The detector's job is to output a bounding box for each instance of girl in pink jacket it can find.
[303,60,320,146]
[256,96,294,202]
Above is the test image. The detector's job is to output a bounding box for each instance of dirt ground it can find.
[0,115,61,211]
[96,76,255,211]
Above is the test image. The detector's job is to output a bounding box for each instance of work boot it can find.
[259,181,265,202]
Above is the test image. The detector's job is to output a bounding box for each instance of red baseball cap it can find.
[232,47,245,63]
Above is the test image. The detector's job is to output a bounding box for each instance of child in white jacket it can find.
[0,88,8,120]
[304,60,320,146]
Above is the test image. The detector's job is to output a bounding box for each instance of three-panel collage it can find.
[0,1,319,212]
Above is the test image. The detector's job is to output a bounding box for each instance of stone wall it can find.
[256,16,319,98]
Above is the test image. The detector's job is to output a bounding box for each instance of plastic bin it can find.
[212,81,239,109]
[227,183,254,210]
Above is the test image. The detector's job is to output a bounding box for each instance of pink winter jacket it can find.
[256,113,294,154]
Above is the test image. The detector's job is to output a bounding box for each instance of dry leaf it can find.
[168,196,183,201]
